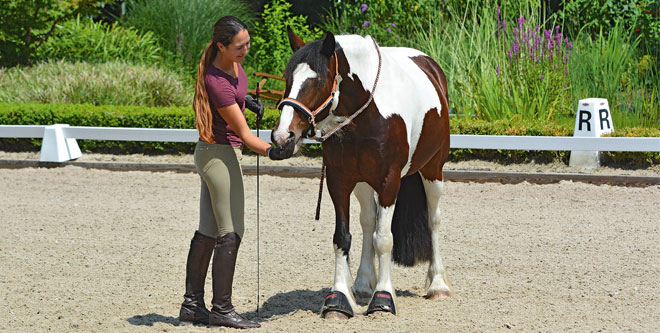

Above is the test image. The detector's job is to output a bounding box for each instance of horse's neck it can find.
[336,35,379,93]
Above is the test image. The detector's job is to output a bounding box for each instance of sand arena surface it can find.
[1,164,659,332]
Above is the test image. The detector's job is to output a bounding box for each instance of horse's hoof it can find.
[321,291,354,319]
[324,311,350,320]
[426,290,452,299]
[366,291,396,315]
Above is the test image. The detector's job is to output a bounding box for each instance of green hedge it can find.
[1,103,658,165]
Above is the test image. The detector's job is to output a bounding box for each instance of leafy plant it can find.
[33,15,163,65]
[0,0,109,66]
[249,0,323,76]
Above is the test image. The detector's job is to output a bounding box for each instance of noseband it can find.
[277,36,382,142]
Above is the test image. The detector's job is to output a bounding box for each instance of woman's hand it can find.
[244,95,264,122]
[267,135,296,160]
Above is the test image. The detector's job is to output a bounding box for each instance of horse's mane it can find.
[284,39,337,87]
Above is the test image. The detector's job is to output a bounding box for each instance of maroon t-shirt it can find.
[204,63,248,146]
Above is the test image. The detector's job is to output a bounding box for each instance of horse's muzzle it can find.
[271,130,296,148]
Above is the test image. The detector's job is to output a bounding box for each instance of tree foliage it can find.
[0,0,108,66]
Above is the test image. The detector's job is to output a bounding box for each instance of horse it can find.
[271,27,452,319]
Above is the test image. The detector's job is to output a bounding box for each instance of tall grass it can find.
[569,23,659,128]
[0,60,192,107]
[415,1,569,121]
[121,0,255,79]
[413,1,659,129]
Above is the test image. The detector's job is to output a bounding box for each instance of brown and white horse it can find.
[272,28,451,318]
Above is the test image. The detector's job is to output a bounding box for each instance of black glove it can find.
[267,135,296,160]
[245,95,264,122]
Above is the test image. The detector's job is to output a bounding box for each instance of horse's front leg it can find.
[366,180,400,316]
[352,182,377,300]
[321,177,358,319]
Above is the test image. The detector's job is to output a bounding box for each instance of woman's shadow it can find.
[126,288,330,327]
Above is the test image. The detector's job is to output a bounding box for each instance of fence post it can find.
[569,98,614,169]
[39,124,82,162]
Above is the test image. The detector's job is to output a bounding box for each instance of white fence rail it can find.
[1,124,659,162]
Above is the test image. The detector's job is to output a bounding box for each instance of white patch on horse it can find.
[372,201,396,298]
[331,244,358,312]
[335,35,442,176]
[352,182,377,299]
[274,63,318,144]
[420,178,452,297]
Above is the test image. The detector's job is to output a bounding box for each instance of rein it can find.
[277,36,383,142]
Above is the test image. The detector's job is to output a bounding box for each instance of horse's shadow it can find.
[243,288,331,320]
[125,288,331,327]
[126,288,422,326]
[126,313,178,326]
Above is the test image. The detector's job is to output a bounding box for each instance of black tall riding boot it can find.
[209,232,260,329]
[179,231,216,325]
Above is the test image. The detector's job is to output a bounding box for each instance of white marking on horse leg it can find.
[331,244,358,311]
[352,182,377,299]
[372,201,396,301]
[420,178,452,298]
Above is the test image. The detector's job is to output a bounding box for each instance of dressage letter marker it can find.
[569,98,613,169]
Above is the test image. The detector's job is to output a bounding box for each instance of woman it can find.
[179,16,295,329]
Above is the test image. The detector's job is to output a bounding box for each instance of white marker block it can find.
[569,98,614,169]
[40,124,82,162]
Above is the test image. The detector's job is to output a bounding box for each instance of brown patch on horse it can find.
[407,55,451,181]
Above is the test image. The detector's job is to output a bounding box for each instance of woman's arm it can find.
[216,103,271,156]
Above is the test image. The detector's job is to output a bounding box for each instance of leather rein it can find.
[277,37,382,142]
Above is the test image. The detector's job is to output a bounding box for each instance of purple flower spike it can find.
[391,23,396,27]
[508,49,512,59]
[564,84,569,88]
[360,4,368,13]
[363,21,370,28]
[568,41,573,50]
[540,74,544,80]
[496,65,500,76]
[387,27,392,34]
[518,16,525,27]
[502,20,506,31]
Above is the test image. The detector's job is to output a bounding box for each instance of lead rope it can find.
[315,163,325,220]
[255,83,261,314]
[318,36,382,142]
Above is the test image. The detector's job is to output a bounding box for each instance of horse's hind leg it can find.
[352,182,377,300]
[420,166,453,299]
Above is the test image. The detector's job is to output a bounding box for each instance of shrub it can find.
[249,0,323,76]
[556,0,660,54]
[0,60,192,107]
[33,15,163,65]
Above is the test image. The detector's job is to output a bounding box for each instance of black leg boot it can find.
[179,231,215,325]
[209,232,260,329]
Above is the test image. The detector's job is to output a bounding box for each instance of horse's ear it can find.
[320,31,336,58]
[287,26,306,52]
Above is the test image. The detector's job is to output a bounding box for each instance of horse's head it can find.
[271,27,339,154]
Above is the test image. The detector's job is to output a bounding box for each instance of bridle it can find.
[277,36,382,142]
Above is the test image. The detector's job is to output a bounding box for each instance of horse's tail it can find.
[391,172,432,267]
